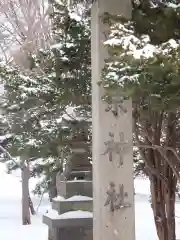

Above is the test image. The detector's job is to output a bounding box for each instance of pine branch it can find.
[0,144,22,170]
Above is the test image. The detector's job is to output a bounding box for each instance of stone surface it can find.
[43,210,93,240]
[43,212,92,228]
[69,171,92,180]
[49,226,92,240]
[55,118,92,195]
[58,180,92,198]
[68,153,91,172]
[46,117,93,240]
[52,198,93,214]
[91,0,135,239]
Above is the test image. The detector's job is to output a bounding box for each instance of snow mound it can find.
[53,196,65,201]
[45,209,92,219]
[66,195,93,201]
[59,210,93,219]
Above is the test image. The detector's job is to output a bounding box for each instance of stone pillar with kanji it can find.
[91,0,135,239]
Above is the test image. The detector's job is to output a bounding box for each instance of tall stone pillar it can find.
[91,0,135,240]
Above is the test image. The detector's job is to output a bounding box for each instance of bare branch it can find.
[136,143,180,182]
[136,144,180,163]
[0,0,53,64]
[133,113,169,184]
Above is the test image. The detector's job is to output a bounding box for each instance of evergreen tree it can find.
[102,1,180,239]
[42,0,92,195]
[0,0,91,199]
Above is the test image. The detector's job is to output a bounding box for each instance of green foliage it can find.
[132,0,180,44]
[102,7,180,113]
[44,0,91,108]
[102,1,180,177]
[102,5,180,236]
[0,0,91,193]
[0,64,61,155]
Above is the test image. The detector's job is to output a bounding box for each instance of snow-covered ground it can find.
[135,179,180,240]
[0,162,180,240]
[0,163,49,240]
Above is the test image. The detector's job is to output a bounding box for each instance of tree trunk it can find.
[150,112,176,240]
[165,179,175,240]
[150,175,176,240]
[150,178,168,240]
[164,112,176,240]
[144,112,176,240]
[21,161,31,225]
[48,172,57,202]
[28,194,36,215]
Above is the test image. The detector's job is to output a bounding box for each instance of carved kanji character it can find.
[102,132,129,166]
[104,182,131,213]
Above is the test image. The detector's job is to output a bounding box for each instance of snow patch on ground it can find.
[1,163,180,239]
[0,163,49,240]
[134,177,180,240]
